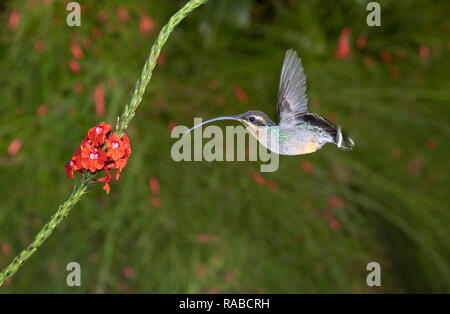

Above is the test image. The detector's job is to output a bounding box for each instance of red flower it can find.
[1,242,11,256]
[117,6,130,22]
[419,45,429,59]
[334,28,351,59]
[65,122,131,194]
[9,10,20,30]
[114,157,128,180]
[36,104,48,116]
[300,161,314,174]
[94,167,112,194]
[123,266,136,278]
[73,82,84,94]
[94,84,105,116]
[98,10,108,23]
[7,138,22,156]
[70,42,84,59]
[149,176,160,194]
[380,50,392,64]
[328,196,346,209]
[34,41,44,52]
[92,28,102,39]
[68,59,81,74]
[103,182,110,194]
[157,54,166,66]
[83,37,92,49]
[168,120,177,132]
[106,133,125,160]
[234,87,248,103]
[329,219,340,231]
[64,147,83,178]
[252,172,265,185]
[266,180,277,191]
[64,158,76,178]
[87,122,111,146]
[121,133,132,157]
[140,15,154,35]
[81,144,107,172]
[356,33,367,49]
[427,139,437,151]
[151,196,161,208]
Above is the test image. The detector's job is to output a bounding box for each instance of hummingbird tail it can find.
[335,126,355,150]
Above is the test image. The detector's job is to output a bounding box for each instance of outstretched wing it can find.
[276,49,309,126]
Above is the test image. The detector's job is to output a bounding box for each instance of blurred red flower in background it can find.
[92,28,102,39]
[419,45,429,59]
[198,233,210,244]
[123,266,136,279]
[157,53,166,66]
[1,242,11,256]
[328,219,341,231]
[7,139,23,156]
[363,56,375,68]
[389,65,400,78]
[68,59,81,74]
[83,37,92,49]
[117,6,130,22]
[34,41,44,52]
[149,176,160,194]
[94,84,105,116]
[150,196,161,208]
[73,82,84,94]
[252,172,265,185]
[334,28,351,59]
[140,15,154,35]
[427,139,437,151]
[356,33,367,49]
[36,104,48,116]
[225,271,234,282]
[70,42,84,59]
[328,196,346,209]
[380,50,392,64]
[300,161,314,174]
[9,10,20,30]
[266,180,278,191]
[98,10,108,23]
[168,120,177,132]
[234,87,248,103]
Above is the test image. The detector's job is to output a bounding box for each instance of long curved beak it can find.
[184,116,241,134]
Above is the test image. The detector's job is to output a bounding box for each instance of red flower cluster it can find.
[65,122,132,194]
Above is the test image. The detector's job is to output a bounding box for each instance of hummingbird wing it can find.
[276,49,309,126]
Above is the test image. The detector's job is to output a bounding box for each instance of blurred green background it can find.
[0,0,449,293]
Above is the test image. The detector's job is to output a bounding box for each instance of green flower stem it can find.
[0,174,92,285]
[0,0,211,286]
[116,0,210,136]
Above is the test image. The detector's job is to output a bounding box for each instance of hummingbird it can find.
[186,49,355,155]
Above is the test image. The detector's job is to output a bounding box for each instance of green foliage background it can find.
[0,0,449,293]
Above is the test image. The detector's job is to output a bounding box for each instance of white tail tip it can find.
[337,126,343,148]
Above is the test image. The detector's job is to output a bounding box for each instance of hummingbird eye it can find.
[249,116,255,122]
